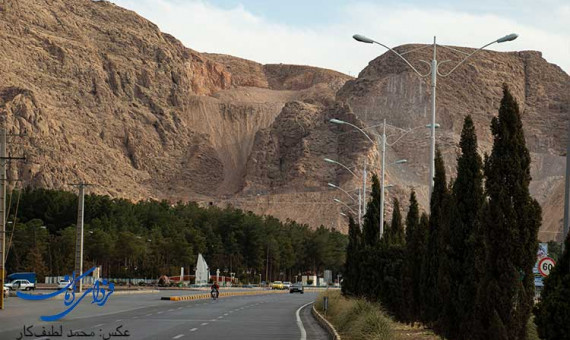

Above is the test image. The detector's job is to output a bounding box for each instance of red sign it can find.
[538,257,556,277]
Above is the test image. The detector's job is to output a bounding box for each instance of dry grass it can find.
[314,290,441,340]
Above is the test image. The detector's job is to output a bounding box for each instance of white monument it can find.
[195,253,209,286]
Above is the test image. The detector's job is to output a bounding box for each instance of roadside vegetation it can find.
[314,290,439,340]
[5,190,346,282]
[342,85,553,340]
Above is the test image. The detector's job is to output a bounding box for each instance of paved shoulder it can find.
[299,302,329,340]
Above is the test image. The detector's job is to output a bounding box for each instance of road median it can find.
[161,289,288,301]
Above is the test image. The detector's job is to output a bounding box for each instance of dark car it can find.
[289,282,304,294]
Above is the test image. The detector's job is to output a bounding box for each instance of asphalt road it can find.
[0,290,328,340]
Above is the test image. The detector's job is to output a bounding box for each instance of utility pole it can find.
[0,116,26,310]
[70,183,91,293]
[362,159,367,224]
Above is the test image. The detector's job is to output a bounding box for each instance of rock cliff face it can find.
[0,0,568,239]
[0,0,350,202]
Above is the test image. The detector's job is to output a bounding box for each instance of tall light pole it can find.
[324,158,368,225]
[353,32,518,203]
[330,118,407,238]
[71,183,91,292]
[562,119,570,247]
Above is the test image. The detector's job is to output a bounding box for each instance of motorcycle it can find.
[211,289,219,300]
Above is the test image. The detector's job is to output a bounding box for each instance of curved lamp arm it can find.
[324,158,359,178]
[328,183,357,202]
[437,34,517,77]
[330,119,375,143]
[333,198,357,214]
[355,35,432,78]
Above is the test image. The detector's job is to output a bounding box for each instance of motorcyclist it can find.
[210,281,220,299]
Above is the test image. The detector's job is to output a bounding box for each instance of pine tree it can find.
[416,212,430,320]
[534,232,570,340]
[448,115,486,339]
[342,215,361,296]
[403,191,421,323]
[478,85,542,340]
[421,147,450,324]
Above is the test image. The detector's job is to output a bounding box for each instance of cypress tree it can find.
[416,212,430,320]
[342,215,361,296]
[421,147,450,324]
[389,198,405,246]
[403,191,421,323]
[478,85,542,340]
[362,174,381,247]
[534,232,570,340]
[449,115,486,339]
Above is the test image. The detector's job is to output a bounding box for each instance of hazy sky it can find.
[114,0,569,75]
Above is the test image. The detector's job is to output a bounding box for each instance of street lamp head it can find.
[426,123,440,129]
[329,118,346,125]
[340,212,348,217]
[353,34,374,44]
[324,158,335,163]
[497,33,518,43]
[328,183,338,188]
[395,159,407,164]
[385,184,395,189]
[333,198,343,204]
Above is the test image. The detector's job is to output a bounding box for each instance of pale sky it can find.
[113,0,569,75]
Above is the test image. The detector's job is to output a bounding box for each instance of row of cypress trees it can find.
[343,85,548,340]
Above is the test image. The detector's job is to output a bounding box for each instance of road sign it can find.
[538,257,556,277]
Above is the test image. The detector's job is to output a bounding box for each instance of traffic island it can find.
[161,289,288,301]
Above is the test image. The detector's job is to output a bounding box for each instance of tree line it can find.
[5,190,346,283]
[342,85,568,340]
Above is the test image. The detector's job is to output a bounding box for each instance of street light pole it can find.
[562,119,570,247]
[353,32,518,203]
[379,119,386,237]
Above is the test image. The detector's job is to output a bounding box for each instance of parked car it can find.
[271,281,284,290]
[57,279,73,290]
[4,279,35,291]
[289,282,304,294]
[282,281,292,289]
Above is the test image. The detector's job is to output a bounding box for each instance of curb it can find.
[161,289,288,301]
[312,305,341,340]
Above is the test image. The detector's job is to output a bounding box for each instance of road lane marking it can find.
[92,324,104,328]
[190,328,198,332]
[224,313,228,316]
[217,316,224,319]
[296,302,313,340]
[157,311,164,314]
[173,334,184,339]
[168,309,175,312]
[177,307,183,310]
[115,319,122,322]
[146,313,153,316]
[201,323,208,326]
[210,319,217,322]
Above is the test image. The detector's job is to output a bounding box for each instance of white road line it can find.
[210,319,217,322]
[201,323,208,326]
[224,313,228,316]
[146,313,153,316]
[168,309,175,312]
[177,307,183,310]
[157,311,164,314]
[296,302,313,340]
[115,319,122,322]
[217,316,224,319]
[92,324,104,328]
[190,328,198,332]
[132,316,138,319]
[172,334,184,339]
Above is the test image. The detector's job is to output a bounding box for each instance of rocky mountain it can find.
[0,0,568,240]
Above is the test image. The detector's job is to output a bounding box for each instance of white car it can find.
[282,281,292,289]
[2,286,8,297]
[4,279,35,291]
[57,280,73,290]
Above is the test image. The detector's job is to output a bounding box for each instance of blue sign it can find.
[16,266,114,321]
